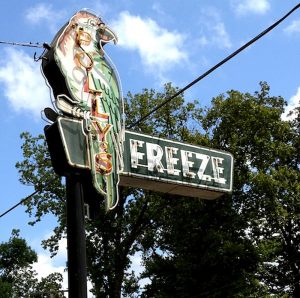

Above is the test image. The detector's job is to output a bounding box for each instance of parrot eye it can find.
[90,19,96,26]
[99,23,106,32]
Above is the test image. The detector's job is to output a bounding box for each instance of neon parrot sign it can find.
[42,10,233,212]
[42,10,124,210]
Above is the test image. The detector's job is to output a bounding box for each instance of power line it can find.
[0,178,58,219]
[0,40,47,48]
[1,2,299,215]
[126,3,300,129]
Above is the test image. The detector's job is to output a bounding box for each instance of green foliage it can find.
[0,230,64,297]
[0,280,13,298]
[202,82,293,184]
[125,82,207,145]
[138,196,262,297]
[0,229,37,274]
[15,132,66,256]
[33,273,65,298]
[15,82,300,297]
[249,166,300,295]
[200,81,300,296]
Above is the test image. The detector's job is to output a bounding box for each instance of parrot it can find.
[41,10,124,210]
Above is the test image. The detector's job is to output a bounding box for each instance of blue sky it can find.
[1,0,300,295]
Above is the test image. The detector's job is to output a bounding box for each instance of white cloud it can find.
[282,87,300,120]
[232,0,271,15]
[31,235,148,297]
[284,19,300,34]
[0,48,50,119]
[25,3,54,24]
[196,8,232,49]
[32,236,94,297]
[211,22,232,49]
[112,11,188,80]
[33,241,148,297]
[152,3,163,15]
[25,3,66,33]
[128,252,150,292]
[33,253,67,281]
[32,237,68,295]
[197,36,209,47]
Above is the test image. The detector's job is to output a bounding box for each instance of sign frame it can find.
[119,130,234,200]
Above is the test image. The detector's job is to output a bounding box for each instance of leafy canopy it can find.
[15,82,300,297]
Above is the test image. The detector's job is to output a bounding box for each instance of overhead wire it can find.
[1,4,299,130]
[0,178,58,219]
[0,40,47,48]
[1,3,300,217]
[0,40,46,48]
[126,3,300,129]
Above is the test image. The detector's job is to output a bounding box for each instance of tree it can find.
[33,273,65,297]
[126,82,299,297]
[200,81,300,296]
[15,132,66,257]
[16,83,205,297]
[15,82,300,297]
[121,84,263,297]
[84,83,206,297]
[0,229,37,297]
[0,230,64,297]
[139,197,263,298]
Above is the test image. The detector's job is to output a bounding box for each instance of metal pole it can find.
[66,175,87,298]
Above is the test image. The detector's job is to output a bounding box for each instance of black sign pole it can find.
[66,174,88,298]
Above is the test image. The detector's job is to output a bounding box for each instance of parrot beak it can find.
[99,23,118,45]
